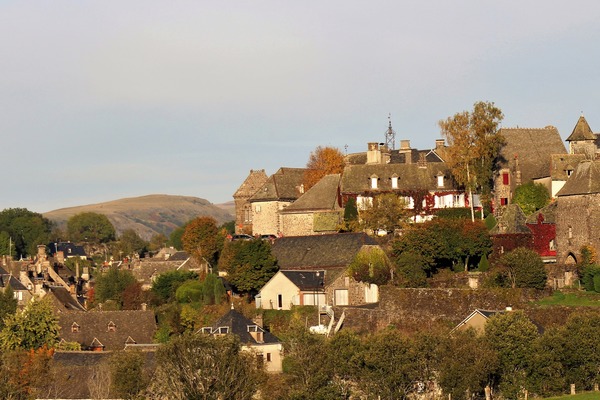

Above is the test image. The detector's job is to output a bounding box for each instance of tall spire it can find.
[384,113,396,150]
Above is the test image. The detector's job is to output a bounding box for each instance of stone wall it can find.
[281,213,314,236]
[252,201,287,236]
[338,286,549,334]
[556,193,600,264]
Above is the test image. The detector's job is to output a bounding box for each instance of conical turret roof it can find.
[566,115,596,141]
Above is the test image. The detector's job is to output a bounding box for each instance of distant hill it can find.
[44,194,235,240]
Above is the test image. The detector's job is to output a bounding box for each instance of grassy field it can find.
[535,290,600,307]
[544,392,600,400]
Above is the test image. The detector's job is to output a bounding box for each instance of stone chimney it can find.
[366,142,382,164]
[435,139,445,150]
[399,140,412,164]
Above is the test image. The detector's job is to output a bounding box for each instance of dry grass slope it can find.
[44,194,234,240]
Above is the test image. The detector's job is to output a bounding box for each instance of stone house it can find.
[256,270,326,310]
[494,126,566,207]
[342,141,471,222]
[248,167,307,236]
[555,159,600,265]
[451,309,505,335]
[279,174,342,237]
[58,309,157,351]
[270,233,381,306]
[233,169,268,234]
[201,308,283,373]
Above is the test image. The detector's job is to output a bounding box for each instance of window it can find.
[549,239,556,251]
[437,174,444,187]
[255,205,261,213]
[266,353,272,362]
[200,327,212,334]
[108,321,116,332]
[243,206,251,223]
[568,226,573,239]
[502,172,509,185]
[216,327,229,334]
[277,294,283,310]
[71,323,80,333]
[391,175,399,189]
[500,197,508,206]
[370,175,378,189]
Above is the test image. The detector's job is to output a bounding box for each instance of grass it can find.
[544,392,600,400]
[534,290,600,307]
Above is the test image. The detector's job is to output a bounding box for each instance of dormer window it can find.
[391,175,399,189]
[248,325,264,343]
[107,321,116,332]
[370,175,378,189]
[71,322,80,333]
[200,327,212,334]
[216,326,229,334]
[436,173,444,188]
[566,168,573,177]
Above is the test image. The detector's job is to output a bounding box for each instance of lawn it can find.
[535,290,600,307]
[544,392,600,400]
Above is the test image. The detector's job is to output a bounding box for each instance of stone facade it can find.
[280,212,315,237]
[325,270,378,306]
[556,193,600,264]
[233,169,268,234]
[251,200,289,236]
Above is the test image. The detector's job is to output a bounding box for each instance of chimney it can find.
[399,140,412,164]
[435,139,445,150]
[366,142,382,164]
[141,303,147,311]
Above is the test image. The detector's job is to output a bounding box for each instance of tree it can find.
[512,182,550,215]
[181,216,223,267]
[94,267,138,308]
[341,197,359,232]
[393,252,428,287]
[121,282,146,310]
[0,287,17,331]
[348,246,391,286]
[439,101,504,221]
[218,239,278,295]
[303,146,345,190]
[0,298,59,351]
[109,349,148,399]
[0,208,52,258]
[498,247,547,289]
[146,333,263,400]
[151,270,198,305]
[148,233,168,253]
[116,229,148,257]
[484,311,539,399]
[67,212,116,244]
[359,193,409,233]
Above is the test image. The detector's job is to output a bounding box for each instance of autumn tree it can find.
[94,267,138,308]
[148,233,168,252]
[303,146,345,190]
[67,212,116,244]
[439,101,504,221]
[181,216,223,267]
[512,182,550,215]
[348,246,391,286]
[359,193,409,233]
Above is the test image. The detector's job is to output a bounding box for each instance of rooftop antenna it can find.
[385,113,396,150]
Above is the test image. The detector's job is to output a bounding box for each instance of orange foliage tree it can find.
[181,216,224,267]
[303,146,345,190]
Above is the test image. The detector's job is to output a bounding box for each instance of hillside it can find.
[44,194,234,240]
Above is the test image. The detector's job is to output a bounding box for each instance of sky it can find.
[2,1,600,213]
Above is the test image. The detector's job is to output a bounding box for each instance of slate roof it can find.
[566,115,596,141]
[167,250,191,261]
[282,174,341,212]
[47,286,86,312]
[0,274,27,291]
[272,233,378,269]
[48,242,87,257]
[498,127,567,181]
[233,169,269,198]
[58,310,157,351]
[249,167,307,202]
[525,202,558,224]
[556,159,600,196]
[280,270,325,290]
[209,309,280,345]
[551,153,586,180]
[132,256,199,287]
[341,162,454,193]
[491,204,531,234]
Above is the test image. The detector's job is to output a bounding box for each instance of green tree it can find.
[219,239,277,295]
[94,267,137,308]
[151,270,198,304]
[303,146,345,191]
[168,224,186,250]
[109,349,148,399]
[67,212,116,244]
[348,246,391,286]
[342,197,359,232]
[438,329,497,399]
[0,231,16,258]
[148,233,168,253]
[498,247,547,289]
[146,333,263,400]
[439,101,504,221]
[512,182,551,215]
[393,252,428,287]
[0,208,52,258]
[484,311,539,399]
[181,216,223,267]
[359,193,409,233]
[116,229,148,257]
[175,280,203,304]
[0,298,59,351]
[0,287,17,331]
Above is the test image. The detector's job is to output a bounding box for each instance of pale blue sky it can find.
[2,1,600,212]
